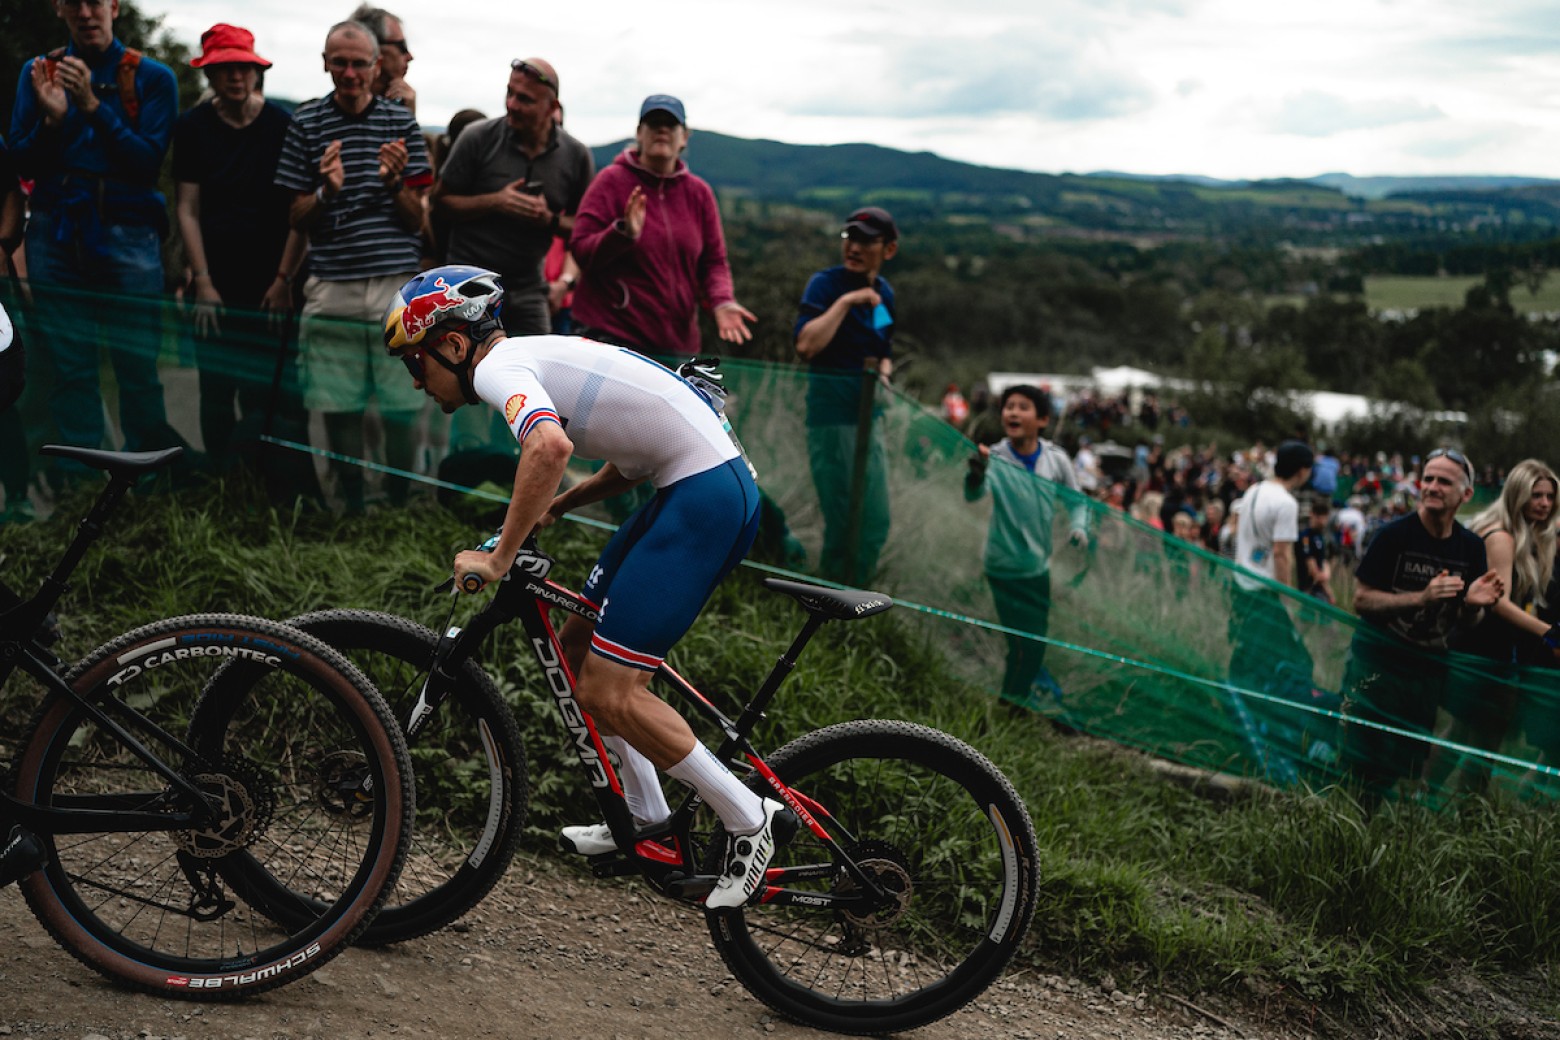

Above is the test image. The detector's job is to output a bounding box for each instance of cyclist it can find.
[383,264,793,909]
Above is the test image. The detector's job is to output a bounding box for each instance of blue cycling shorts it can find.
[583,458,760,671]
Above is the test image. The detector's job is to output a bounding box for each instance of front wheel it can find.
[274,610,528,945]
[705,720,1038,1035]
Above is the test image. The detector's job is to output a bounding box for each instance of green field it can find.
[1365,274,1560,313]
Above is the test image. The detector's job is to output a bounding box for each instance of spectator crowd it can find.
[0,6,782,517]
[2,4,1555,806]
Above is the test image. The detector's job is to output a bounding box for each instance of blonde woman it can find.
[1432,458,1557,793]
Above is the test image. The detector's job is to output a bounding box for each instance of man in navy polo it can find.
[794,206,899,585]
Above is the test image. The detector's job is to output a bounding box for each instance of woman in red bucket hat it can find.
[172,25,315,495]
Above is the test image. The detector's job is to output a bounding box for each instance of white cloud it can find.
[149,0,1560,180]
[1269,92,1445,138]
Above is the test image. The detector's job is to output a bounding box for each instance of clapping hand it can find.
[377,137,408,188]
[1420,570,1466,604]
[30,59,70,123]
[622,186,647,240]
[1465,569,1503,608]
[319,140,346,199]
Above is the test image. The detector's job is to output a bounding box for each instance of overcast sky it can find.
[155,0,1560,181]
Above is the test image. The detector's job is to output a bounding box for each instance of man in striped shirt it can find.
[275,19,432,512]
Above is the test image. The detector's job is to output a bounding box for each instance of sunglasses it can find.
[1426,447,1473,482]
[510,59,557,93]
[400,334,469,382]
[383,38,410,54]
[400,347,426,382]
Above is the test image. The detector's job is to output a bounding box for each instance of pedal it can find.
[587,853,639,879]
[664,872,718,899]
[0,825,46,886]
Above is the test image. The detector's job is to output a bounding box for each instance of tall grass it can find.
[2,477,1556,1022]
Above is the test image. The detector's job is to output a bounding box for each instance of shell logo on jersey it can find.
[504,394,527,425]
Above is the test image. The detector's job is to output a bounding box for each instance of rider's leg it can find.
[574,653,764,835]
[558,614,671,826]
[604,736,672,825]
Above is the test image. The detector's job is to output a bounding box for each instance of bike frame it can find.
[416,546,897,911]
[0,469,221,837]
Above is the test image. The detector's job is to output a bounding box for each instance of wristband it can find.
[275,271,293,284]
[1544,623,1560,650]
[548,211,561,233]
[314,185,329,204]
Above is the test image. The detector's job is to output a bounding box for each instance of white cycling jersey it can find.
[471,335,737,488]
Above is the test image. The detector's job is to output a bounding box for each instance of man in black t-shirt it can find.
[1342,448,1502,803]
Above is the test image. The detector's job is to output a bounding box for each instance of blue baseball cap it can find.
[639,94,686,125]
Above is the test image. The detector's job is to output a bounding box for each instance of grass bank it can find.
[1,477,1556,1032]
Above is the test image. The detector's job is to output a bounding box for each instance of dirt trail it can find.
[0,851,1290,1040]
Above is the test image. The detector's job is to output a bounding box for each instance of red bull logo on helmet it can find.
[399,277,465,343]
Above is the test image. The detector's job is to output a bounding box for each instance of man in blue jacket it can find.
[9,0,181,471]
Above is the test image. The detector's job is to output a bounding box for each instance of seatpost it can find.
[731,613,827,734]
[35,476,137,614]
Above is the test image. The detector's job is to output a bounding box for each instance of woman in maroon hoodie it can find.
[569,94,755,356]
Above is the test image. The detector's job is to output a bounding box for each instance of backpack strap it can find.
[117,48,141,126]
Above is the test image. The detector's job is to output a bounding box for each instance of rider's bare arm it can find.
[455,422,572,585]
[546,462,647,521]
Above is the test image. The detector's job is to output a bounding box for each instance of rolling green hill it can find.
[589,133,1560,243]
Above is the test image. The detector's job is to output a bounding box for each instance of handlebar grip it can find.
[459,573,485,594]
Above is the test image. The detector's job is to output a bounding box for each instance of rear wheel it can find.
[12,615,413,998]
[705,720,1037,1034]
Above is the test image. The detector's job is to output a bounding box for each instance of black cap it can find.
[1275,440,1315,479]
[841,206,898,242]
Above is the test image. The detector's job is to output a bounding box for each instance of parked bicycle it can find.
[0,445,415,998]
[267,529,1038,1033]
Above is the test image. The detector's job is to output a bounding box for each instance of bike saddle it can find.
[762,578,893,621]
[40,444,184,477]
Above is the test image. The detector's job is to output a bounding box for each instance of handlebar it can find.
[441,531,553,595]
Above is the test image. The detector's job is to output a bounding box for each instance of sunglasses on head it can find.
[510,59,556,92]
[1426,447,1473,481]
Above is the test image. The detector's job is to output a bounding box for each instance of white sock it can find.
[605,736,671,826]
[666,741,765,834]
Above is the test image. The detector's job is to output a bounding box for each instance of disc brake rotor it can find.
[834,839,914,931]
[173,761,275,858]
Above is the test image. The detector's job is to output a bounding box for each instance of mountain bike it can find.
[0,445,415,998]
[263,529,1039,1034]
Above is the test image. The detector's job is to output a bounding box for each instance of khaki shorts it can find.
[300,274,425,414]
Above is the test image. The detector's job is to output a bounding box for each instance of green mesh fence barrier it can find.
[4,283,1558,805]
